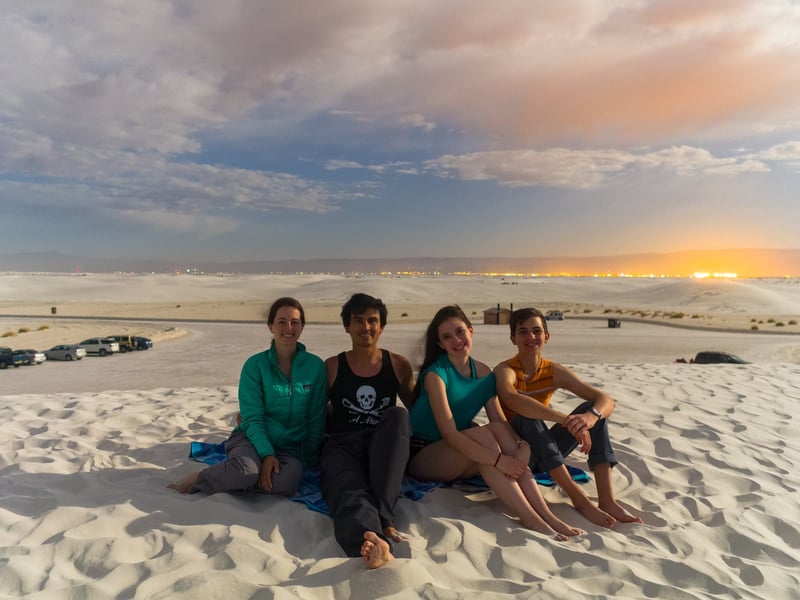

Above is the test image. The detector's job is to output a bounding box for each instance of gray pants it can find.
[191,429,304,496]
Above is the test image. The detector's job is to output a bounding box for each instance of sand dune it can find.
[1,274,799,598]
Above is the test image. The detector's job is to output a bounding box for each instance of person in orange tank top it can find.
[494,308,643,528]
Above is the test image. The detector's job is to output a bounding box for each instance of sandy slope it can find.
[1,273,799,598]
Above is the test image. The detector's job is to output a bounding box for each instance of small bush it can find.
[669,312,685,319]
[751,325,759,330]
[603,309,613,314]
[583,309,592,314]
[692,314,701,319]
[775,322,785,327]
[401,312,408,318]
[751,318,757,322]
[767,318,775,323]
[18,327,30,333]
[37,325,49,331]
[789,320,797,325]
[1,331,16,338]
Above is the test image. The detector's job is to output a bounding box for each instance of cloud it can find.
[2,0,799,236]
[424,145,771,189]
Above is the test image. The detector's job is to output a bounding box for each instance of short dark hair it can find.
[510,307,548,336]
[267,297,306,326]
[340,293,388,327]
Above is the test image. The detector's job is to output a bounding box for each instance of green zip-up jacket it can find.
[236,341,328,466]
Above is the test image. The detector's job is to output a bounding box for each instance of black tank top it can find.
[328,349,400,433]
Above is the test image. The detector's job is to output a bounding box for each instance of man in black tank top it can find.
[320,293,415,569]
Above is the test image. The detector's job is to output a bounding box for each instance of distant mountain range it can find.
[0,249,798,277]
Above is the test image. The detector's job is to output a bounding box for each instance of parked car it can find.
[106,335,136,353]
[17,349,47,364]
[12,349,34,365]
[45,344,87,361]
[133,336,153,350]
[1,346,23,369]
[545,310,565,321]
[79,337,120,356]
[692,351,749,364]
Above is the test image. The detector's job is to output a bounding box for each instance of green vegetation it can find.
[18,327,30,333]
[751,325,759,330]
[37,325,49,331]
[1,331,16,338]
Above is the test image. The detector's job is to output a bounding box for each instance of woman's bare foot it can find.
[360,531,394,569]
[550,519,586,537]
[598,500,644,524]
[383,526,404,543]
[166,471,199,494]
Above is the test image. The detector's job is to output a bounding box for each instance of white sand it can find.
[1,274,800,598]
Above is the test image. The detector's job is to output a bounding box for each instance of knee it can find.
[229,455,261,487]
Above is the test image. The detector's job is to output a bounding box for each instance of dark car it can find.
[133,336,153,350]
[693,351,749,364]
[12,349,34,365]
[1,346,22,369]
[17,349,47,364]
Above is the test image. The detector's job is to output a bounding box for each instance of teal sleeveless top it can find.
[409,353,497,441]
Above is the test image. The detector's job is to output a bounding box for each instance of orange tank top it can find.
[500,356,556,420]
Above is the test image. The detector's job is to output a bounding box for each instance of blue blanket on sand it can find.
[188,441,589,516]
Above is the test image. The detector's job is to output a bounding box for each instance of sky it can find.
[2,0,800,265]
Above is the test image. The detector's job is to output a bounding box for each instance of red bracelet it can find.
[493,451,502,467]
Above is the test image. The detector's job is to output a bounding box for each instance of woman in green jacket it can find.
[168,297,328,496]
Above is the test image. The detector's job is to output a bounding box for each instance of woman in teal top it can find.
[168,297,328,497]
[407,305,583,540]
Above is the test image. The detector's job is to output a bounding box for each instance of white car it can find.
[79,337,120,356]
[545,310,565,321]
[45,344,87,361]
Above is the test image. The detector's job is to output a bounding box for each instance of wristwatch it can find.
[590,407,602,419]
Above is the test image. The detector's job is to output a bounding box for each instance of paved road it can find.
[2,319,798,395]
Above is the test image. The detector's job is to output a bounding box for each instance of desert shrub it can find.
[789,320,797,325]
[775,321,785,327]
[18,327,30,333]
[767,318,775,323]
[692,314,701,319]
[401,312,408,318]
[669,312,685,319]
[603,309,613,314]
[583,308,592,313]
[1,331,16,338]
[751,325,759,330]
[751,318,757,322]
[37,325,49,331]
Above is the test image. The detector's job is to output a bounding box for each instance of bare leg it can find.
[550,466,616,528]
[516,473,585,537]
[167,471,200,494]
[486,423,583,537]
[476,465,567,540]
[594,463,643,524]
[361,531,394,569]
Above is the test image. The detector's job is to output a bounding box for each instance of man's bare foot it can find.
[360,531,394,569]
[166,471,199,494]
[598,500,644,524]
[383,526,404,543]
[574,497,616,528]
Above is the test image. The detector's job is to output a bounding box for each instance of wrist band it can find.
[493,451,502,467]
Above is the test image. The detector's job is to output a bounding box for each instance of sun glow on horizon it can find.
[692,272,738,279]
